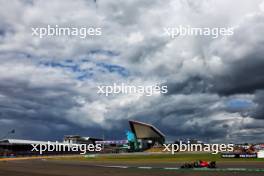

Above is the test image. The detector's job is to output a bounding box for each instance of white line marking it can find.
[96,165,128,169]
[138,166,152,169]
[164,167,180,170]
[94,165,264,172]
[226,168,247,171]
[108,166,128,169]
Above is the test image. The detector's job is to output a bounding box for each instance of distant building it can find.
[63,135,102,145]
[0,139,73,156]
[0,135,103,157]
[129,120,165,150]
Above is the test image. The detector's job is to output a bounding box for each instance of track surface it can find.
[1,159,264,176]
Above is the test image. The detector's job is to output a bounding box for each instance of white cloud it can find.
[0,0,264,142]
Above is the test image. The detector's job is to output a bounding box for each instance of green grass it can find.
[52,153,264,163]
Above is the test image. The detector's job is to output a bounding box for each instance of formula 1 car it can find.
[180,160,216,168]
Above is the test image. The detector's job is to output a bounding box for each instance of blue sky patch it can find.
[96,62,129,77]
[39,59,129,80]
[227,99,253,109]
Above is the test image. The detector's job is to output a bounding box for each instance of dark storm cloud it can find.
[250,91,264,119]
[208,13,264,96]
[166,76,209,95]
[165,40,264,97]
[210,53,264,96]
[0,75,80,139]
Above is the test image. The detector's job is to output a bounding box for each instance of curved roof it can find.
[129,120,165,139]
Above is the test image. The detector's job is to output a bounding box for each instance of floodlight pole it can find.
[0,129,15,140]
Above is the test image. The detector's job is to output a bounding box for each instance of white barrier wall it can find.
[257,150,264,158]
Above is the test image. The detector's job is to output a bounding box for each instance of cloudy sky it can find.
[0,0,264,143]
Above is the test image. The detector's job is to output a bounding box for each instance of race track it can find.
[1,159,264,176]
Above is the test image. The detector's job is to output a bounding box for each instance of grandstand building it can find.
[63,135,102,144]
[129,120,165,150]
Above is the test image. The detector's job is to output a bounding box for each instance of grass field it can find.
[52,153,264,163]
